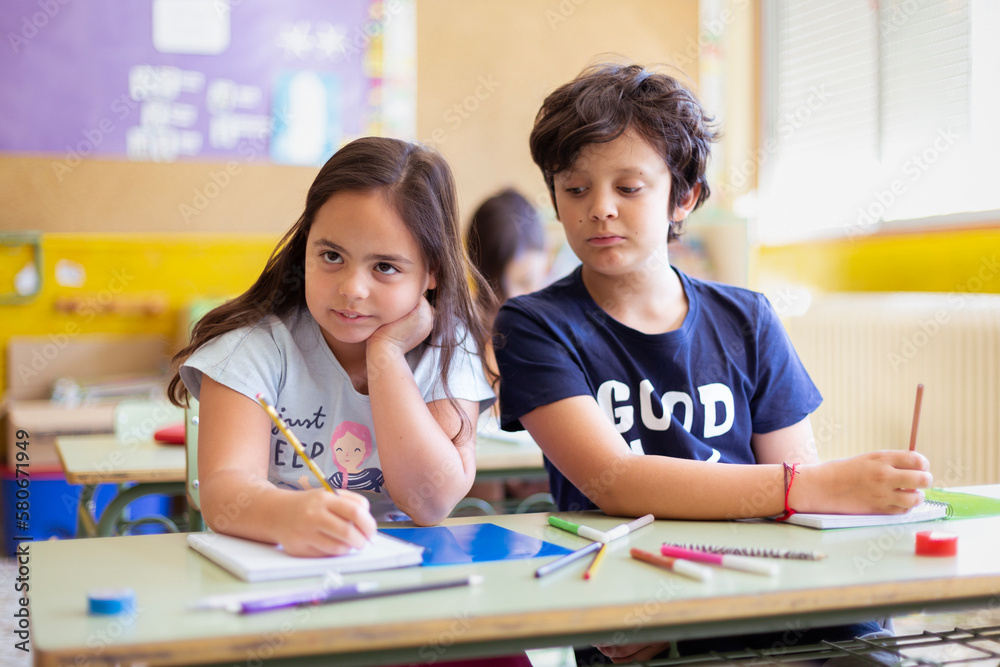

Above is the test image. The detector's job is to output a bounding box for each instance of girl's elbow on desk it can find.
[396,499,454,527]
[389,476,475,526]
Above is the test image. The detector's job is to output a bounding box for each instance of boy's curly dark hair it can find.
[529,62,719,241]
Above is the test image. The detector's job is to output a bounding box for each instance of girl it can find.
[466,187,550,325]
[169,137,497,558]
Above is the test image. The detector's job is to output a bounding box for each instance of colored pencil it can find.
[583,543,608,580]
[535,540,603,578]
[256,393,337,494]
[909,383,924,452]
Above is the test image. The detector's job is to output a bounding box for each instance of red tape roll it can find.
[915,531,958,557]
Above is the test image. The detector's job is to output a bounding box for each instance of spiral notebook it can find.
[780,500,949,530]
[187,531,425,582]
[785,500,949,530]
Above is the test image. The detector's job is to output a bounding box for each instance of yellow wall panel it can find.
[756,226,1000,295]
[0,233,279,396]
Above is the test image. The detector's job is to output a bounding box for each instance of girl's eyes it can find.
[321,253,399,275]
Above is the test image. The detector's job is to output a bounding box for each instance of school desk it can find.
[54,433,186,537]
[27,486,1000,666]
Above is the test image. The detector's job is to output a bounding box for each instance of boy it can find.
[494,63,930,663]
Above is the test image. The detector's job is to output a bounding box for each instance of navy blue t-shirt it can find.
[494,266,822,512]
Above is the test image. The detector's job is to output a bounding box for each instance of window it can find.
[758,0,1000,244]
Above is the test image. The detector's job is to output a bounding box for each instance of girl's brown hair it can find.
[168,137,496,441]
[465,188,546,324]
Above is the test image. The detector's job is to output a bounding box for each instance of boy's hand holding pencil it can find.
[788,384,931,517]
[789,450,932,516]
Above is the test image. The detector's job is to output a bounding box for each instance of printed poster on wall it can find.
[1,0,416,166]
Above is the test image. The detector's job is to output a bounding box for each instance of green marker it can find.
[548,516,607,542]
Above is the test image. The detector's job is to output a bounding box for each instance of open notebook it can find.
[187,531,425,582]
[780,500,949,530]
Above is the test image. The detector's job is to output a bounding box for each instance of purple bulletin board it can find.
[0,0,398,165]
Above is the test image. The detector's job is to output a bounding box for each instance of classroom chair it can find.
[184,398,205,532]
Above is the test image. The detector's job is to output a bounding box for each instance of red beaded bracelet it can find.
[775,462,799,522]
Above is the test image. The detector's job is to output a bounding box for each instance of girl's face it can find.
[502,249,549,300]
[305,190,435,353]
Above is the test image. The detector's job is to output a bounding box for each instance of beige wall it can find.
[416,0,700,224]
[0,1,699,234]
[0,157,315,234]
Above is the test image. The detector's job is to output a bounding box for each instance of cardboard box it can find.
[2,335,170,468]
[3,400,117,468]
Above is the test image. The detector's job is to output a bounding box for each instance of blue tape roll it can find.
[87,588,136,615]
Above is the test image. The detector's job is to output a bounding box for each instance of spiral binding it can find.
[663,543,826,560]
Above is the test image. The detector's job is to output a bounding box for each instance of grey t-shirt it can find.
[180,308,495,520]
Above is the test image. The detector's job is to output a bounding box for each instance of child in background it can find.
[169,137,496,557]
[466,188,550,323]
[465,188,551,505]
[494,63,931,663]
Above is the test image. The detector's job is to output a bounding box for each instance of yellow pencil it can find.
[583,543,608,581]
[255,393,338,494]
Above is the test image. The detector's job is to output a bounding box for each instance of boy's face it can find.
[552,129,695,280]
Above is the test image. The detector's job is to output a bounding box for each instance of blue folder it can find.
[381,523,572,566]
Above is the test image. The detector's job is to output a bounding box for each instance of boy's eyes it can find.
[562,185,643,195]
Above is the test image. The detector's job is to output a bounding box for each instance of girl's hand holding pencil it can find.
[256,393,377,557]
[274,489,376,557]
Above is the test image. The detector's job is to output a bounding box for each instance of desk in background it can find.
[54,429,546,533]
[27,487,1000,666]
[469,432,550,514]
[54,434,187,537]
[475,433,544,481]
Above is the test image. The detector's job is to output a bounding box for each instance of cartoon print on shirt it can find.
[327,421,385,493]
